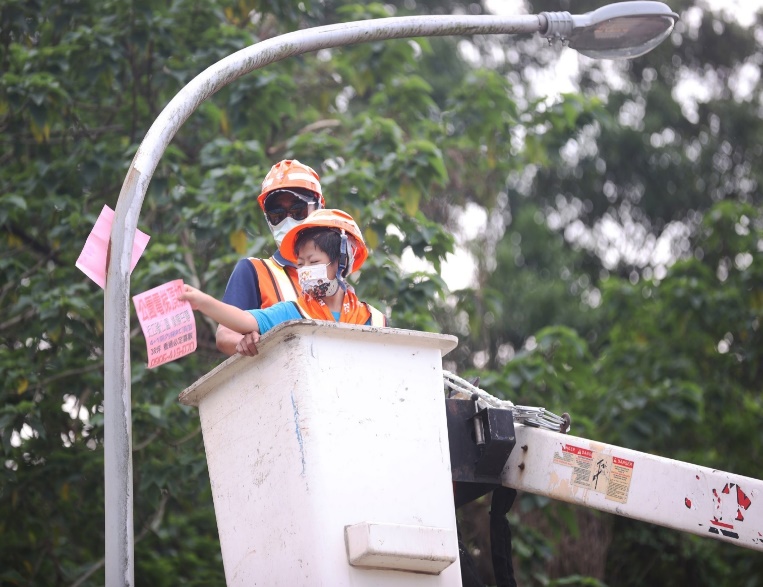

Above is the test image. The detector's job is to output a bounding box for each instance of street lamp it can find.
[103,3,678,585]
[549,1,680,59]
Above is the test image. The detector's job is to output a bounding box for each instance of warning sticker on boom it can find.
[553,444,635,504]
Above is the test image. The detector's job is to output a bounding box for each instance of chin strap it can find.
[337,230,349,291]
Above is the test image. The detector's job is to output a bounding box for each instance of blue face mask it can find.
[270,216,301,247]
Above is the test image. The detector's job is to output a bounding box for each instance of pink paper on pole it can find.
[75,205,150,288]
[132,280,197,368]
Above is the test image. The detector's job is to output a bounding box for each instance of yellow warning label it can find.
[553,444,635,504]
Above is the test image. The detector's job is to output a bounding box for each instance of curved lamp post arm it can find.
[105,6,677,586]
[105,14,545,586]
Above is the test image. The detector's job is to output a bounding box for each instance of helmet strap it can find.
[337,231,349,291]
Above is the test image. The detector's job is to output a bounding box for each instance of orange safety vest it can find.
[293,292,387,327]
[249,257,301,309]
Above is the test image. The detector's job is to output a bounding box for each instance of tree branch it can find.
[36,363,103,387]
[133,428,162,452]
[0,257,46,307]
[169,426,201,448]
[266,119,341,155]
[180,228,218,335]
[4,223,61,264]
[0,125,124,145]
[0,308,37,332]
[68,493,170,587]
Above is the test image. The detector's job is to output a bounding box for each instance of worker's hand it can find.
[178,284,207,311]
[236,331,261,357]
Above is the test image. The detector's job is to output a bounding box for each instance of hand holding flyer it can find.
[132,280,197,368]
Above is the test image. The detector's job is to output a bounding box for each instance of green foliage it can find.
[0,0,534,583]
[469,200,763,585]
[2,0,763,585]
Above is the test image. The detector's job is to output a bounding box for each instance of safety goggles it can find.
[265,200,310,226]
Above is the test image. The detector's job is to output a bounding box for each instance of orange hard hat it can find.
[257,159,324,211]
[280,209,368,275]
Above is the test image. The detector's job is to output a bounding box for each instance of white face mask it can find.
[270,216,301,247]
[297,263,338,298]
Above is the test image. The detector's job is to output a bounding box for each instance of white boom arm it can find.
[502,425,763,552]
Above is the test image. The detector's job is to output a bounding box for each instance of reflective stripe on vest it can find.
[366,304,387,327]
[291,301,309,319]
[291,300,386,326]
[249,257,300,309]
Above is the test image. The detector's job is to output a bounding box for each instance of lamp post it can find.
[103,2,678,584]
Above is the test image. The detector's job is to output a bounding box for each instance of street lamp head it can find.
[542,1,679,60]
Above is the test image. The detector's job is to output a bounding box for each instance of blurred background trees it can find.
[1,0,761,584]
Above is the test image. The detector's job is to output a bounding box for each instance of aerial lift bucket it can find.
[179,320,462,586]
[179,318,763,587]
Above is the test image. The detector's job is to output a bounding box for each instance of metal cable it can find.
[443,370,571,433]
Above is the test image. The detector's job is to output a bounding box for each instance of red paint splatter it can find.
[737,486,752,510]
[711,518,734,529]
[685,498,692,509]
[708,484,753,526]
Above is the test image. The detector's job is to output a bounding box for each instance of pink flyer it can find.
[132,280,197,368]
[76,205,150,288]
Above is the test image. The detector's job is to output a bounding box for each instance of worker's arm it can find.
[216,258,262,356]
[180,284,260,335]
[216,324,260,357]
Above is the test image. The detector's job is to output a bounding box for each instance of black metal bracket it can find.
[446,398,516,508]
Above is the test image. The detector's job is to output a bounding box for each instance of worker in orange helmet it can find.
[181,209,387,336]
[216,159,326,356]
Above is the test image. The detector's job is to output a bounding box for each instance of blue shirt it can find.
[248,302,367,335]
[221,252,295,311]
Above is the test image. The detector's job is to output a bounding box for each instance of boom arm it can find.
[502,424,763,552]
